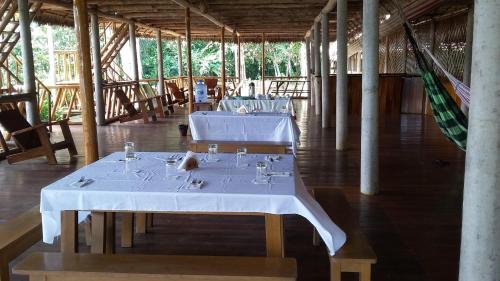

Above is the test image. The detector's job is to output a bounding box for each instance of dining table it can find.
[217,98,295,116]
[189,111,301,154]
[40,151,346,256]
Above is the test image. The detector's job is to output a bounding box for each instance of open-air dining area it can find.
[0,0,499,281]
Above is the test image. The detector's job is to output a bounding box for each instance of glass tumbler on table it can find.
[207,144,218,161]
[255,161,269,184]
[236,147,247,168]
[165,159,177,179]
[124,142,135,161]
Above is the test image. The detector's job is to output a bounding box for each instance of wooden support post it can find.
[128,23,139,82]
[135,213,147,234]
[74,0,99,165]
[121,213,133,248]
[61,211,78,253]
[237,34,241,82]
[156,29,165,97]
[265,214,284,258]
[221,27,226,98]
[261,33,265,95]
[177,37,183,77]
[384,36,389,73]
[90,11,105,126]
[305,37,312,107]
[185,8,194,113]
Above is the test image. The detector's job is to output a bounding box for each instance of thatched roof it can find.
[33,0,472,43]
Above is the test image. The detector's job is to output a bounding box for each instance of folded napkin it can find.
[237,105,248,114]
[177,151,199,171]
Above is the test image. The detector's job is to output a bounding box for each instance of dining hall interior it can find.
[0,0,498,281]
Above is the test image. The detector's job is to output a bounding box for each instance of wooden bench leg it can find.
[105,213,116,254]
[330,262,341,281]
[0,259,9,281]
[61,211,78,253]
[146,213,154,229]
[84,218,92,247]
[359,263,372,281]
[265,214,284,257]
[121,213,133,248]
[91,212,106,254]
[135,213,147,234]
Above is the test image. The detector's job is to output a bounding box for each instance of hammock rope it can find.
[390,0,468,150]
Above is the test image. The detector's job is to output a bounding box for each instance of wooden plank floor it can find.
[0,101,465,281]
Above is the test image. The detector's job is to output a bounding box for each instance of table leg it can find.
[135,213,147,234]
[90,212,105,254]
[265,214,284,257]
[105,213,116,254]
[61,211,78,253]
[121,213,134,248]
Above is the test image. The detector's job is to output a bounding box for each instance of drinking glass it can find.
[165,159,177,179]
[124,142,135,161]
[236,147,247,168]
[255,161,269,184]
[281,105,288,114]
[207,144,218,161]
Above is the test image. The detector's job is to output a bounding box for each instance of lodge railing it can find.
[264,76,309,98]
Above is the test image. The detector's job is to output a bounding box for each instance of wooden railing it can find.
[264,76,309,98]
[102,81,141,123]
[55,50,79,83]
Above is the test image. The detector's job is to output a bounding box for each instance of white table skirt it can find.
[217,99,295,116]
[189,111,300,154]
[40,152,346,255]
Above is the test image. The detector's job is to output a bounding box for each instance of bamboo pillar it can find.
[261,33,266,95]
[74,0,98,164]
[305,36,312,107]
[237,34,241,82]
[361,0,379,195]
[221,27,226,98]
[459,0,500,280]
[18,0,39,125]
[310,32,315,108]
[90,11,105,126]
[336,0,348,150]
[128,23,139,82]
[321,13,330,128]
[177,37,183,77]
[156,29,165,96]
[384,36,389,73]
[313,22,322,116]
[185,8,194,113]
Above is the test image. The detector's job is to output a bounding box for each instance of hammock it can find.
[404,23,468,151]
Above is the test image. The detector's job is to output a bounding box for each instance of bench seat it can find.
[14,252,297,281]
[313,188,377,281]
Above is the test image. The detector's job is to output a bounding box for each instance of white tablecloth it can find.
[217,99,295,116]
[189,111,300,154]
[40,152,346,255]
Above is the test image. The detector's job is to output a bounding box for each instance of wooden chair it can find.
[204,78,219,98]
[139,83,169,118]
[165,82,188,106]
[14,252,297,281]
[114,88,157,123]
[312,187,377,281]
[0,205,42,281]
[0,109,77,164]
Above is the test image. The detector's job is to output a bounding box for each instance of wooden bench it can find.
[0,205,42,281]
[190,140,290,154]
[13,252,297,281]
[313,188,377,281]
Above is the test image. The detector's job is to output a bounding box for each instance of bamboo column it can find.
[261,33,265,95]
[177,37,183,77]
[310,32,315,108]
[156,29,165,96]
[305,36,312,107]
[90,11,105,126]
[336,0,348,150]
[237,34,241,82]
[360,0,379,195]
[321,13,330,128]
[384,36,389,73]
[74,0,98,164]
[185,8,194,113]
[221,27,226,98]
[313,22,322,116]
[459,1,500,280]
[18,0,39,125]
[128,23,139,82]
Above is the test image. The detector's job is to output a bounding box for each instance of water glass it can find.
[281,105,288,114]
[236,147,247,168]
[207,144,218,161]
[165,159,177,179]
[255,161,269,184]
[124,142,135,161]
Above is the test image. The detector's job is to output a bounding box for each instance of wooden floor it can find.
[0,100,465,281]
